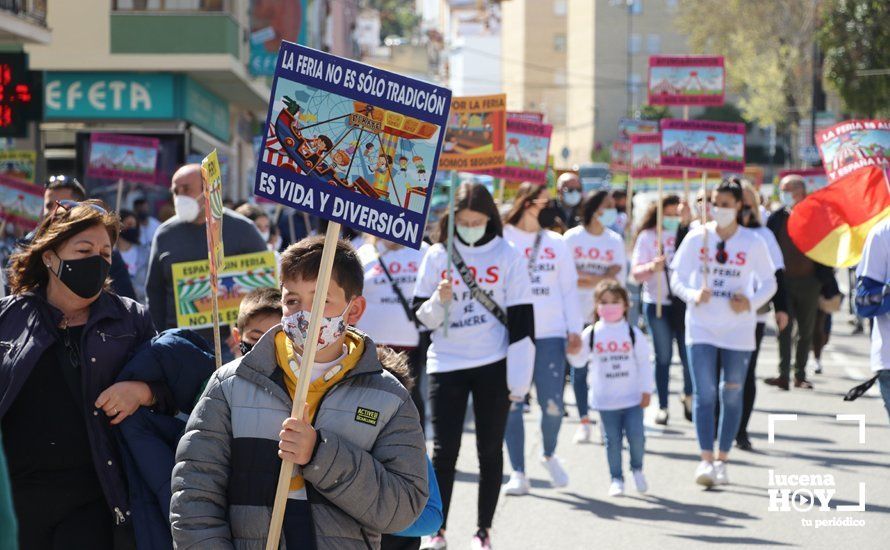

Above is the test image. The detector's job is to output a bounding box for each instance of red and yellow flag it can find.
[787,120,890,267]
[788,164,890,267]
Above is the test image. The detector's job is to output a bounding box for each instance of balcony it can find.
[110,1,239,56]
[0,0,50,44]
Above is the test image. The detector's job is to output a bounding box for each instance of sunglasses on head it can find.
[56,200,108,215]
[45,175,80,188]
[715,240,728,265]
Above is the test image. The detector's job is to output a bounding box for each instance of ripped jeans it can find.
[504,337,566,473]
[688,344,752,453]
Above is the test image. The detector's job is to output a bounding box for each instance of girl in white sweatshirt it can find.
[568,280,654,497]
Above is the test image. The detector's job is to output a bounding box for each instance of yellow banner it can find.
[201,149,225,273]
[0,150,37,183]
[172,251,278,329]
[438,94,507,171]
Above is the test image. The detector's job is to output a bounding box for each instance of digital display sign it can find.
[0,53,42,138]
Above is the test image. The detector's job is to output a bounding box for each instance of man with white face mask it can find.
[555,172,583,230]
[765,175,837,390]
[145,164,267,345]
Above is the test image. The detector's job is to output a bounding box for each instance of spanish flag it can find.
[788,163,890,267]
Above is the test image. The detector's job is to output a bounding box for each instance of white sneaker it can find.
[471,529,492,550]
[713,460,729,485]
[573,422,591,444]
[541,455,569,488]
[695,460,716,487]
[502,471,530,496]
[814,359,824,374]
[608,478,624,496]
[421,533,447,549]
[632,469,648,493]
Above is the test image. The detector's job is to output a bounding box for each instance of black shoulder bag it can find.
[450,246,508,326]
[377,254,421,329]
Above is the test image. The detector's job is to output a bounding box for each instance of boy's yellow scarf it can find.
[274,329,364,494]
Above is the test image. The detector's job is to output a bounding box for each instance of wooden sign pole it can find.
[655,177,664,318]
[443,171,457,337]
[114,178,125,213]
[700,171,709,288]
[682,105,690,206]
[265,221,341,550]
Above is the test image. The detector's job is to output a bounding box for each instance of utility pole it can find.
[626,0,634,115]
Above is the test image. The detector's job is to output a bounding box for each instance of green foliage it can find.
[818,0,890,117]
[695,104,750,128]
[639,104,671,121]
[368,0,421,41]
[675,0,816,130]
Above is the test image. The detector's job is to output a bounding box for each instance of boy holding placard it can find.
[171,236,428,549]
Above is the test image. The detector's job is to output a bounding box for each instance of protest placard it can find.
[630,133,682,179]
[201,149,225,367]
[487,115,552,184]
[171,251,277,330]
[778,168,829,193]
[508,111,545,123]
[0,150,36,182]
[0,174,42,229]
[253,42,451,249]
[660,119,745,172]
[618,117,659,141]
[648,55,725,106]
[816,119,890,183]
[86,133,160,184]
[438,94,506,172]
[610,141,630,173]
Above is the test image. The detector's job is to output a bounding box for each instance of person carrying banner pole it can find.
[656,178,664,318]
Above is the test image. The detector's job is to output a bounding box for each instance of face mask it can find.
[259,230,271,242]
[174,194,202,222]
[562,190,581,207]
[598,208,618,227]
[662,216,681,232]
[52,254,110,299]
[456,224,486,246]
[120,227,140,244]
[712,206,738,229]
[281,300,352,352]
[538,205,559,228]
[780,191,795,208]
[239,340,254,355]
[596,303,625,323]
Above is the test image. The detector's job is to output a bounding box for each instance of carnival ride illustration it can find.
[663,133,742,161]
[828,131,887,171]
[264,89,438,212]
[443,111,497,154]
[650,69,721,96]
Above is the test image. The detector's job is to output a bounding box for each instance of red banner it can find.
[647,55,725,106]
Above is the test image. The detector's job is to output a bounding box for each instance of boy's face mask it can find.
[281,300,352,352]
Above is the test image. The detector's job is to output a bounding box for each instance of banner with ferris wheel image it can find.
[647,55,725,106]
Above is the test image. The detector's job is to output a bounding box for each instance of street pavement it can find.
[433,312,890,549]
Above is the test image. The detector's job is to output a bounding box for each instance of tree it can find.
[368,0,420,41]
[639,104,671,121]
[675,0,817,133]
[819,0,890,118]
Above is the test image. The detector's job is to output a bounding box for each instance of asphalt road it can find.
[433,312,890,549]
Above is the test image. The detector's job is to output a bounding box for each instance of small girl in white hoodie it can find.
[568,279,655,496]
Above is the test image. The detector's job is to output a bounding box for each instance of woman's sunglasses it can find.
[715,240,728,265]
[56,200,108,215]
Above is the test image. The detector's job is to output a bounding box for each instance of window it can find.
[554,69,567,86]
[113,0,228,12]
[665,0,678,10]
[553,33,567,52]
[551,104,567,125]
[628,33,641,54]
[647,34,661,54]
[553,0,567,16]
[627,73,642,94]
[629,0,643,15]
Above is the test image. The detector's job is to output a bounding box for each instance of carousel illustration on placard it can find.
[262,80,442,214]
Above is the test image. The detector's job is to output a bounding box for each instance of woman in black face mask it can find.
[0,199,159,549]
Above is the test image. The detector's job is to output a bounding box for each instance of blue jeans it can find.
[644,302,691,409]
[505,338,566,472]
[571,364,589,418]
[599,406,645,481]
[688,344,752,453]
[879,370,890,422]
